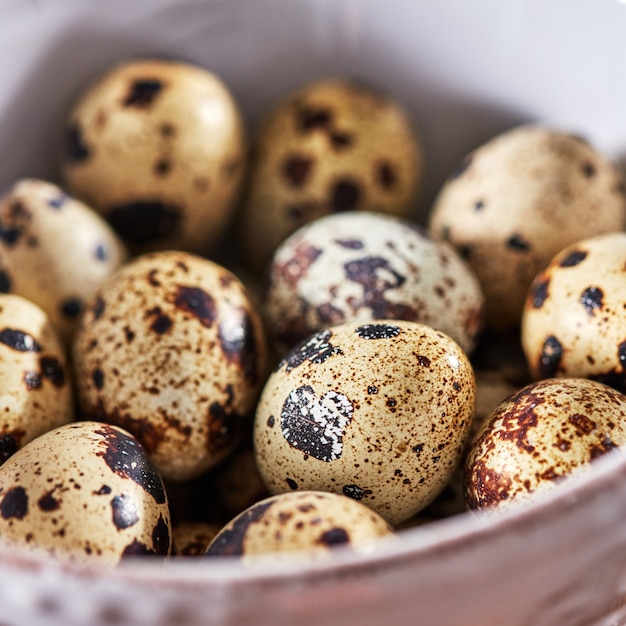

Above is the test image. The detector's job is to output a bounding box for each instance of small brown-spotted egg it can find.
[465,378,626,512]
[522,232,626,392]
[205,491,393,559]
[61,58,246,255]
[73,251,268,482]
[263,212,484,355]
[172,522,222,556]
[0,421,171,564]
[253,320,475,525]
[428,125,626,331]
[0,179,127,344]
[239,78,424,270]
[0,294,73,463]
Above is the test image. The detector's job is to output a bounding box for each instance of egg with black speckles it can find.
[73,251,268,482]
[522,232,626,393]
[428,125,626,331]
[172,522,222,557]
[0,421,171,564]
[61,58,246,255]
[239,78,424,270]
[253,320,475,525]
[0,294,73,463]
[263,211,484,355]
[205,491,393,559]
[0,179,127,345]
[465,378,626,512]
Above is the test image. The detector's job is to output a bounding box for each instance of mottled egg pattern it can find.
[0,179,127,344]
[465,378,626,511]
[62,58,246,254]
[205,491,393,559]
[253,321,475,525]
[264,212,483,354]
[428,125,626,331]
[522,233,626,392]
[73,251,268,481]
[172,522,221,557]
[0,422,171,564]
[0,294,73,463]
[239,78,424,269]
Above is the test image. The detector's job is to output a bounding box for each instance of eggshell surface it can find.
[428,125,626,331]
[205,491,393,559]
[263,212,484,354]
[0,294,73,463]
[0,179,127,344]
[253,321,475,525]
[239,78,424,269]
[62,59,246,254]
[73,251,268,481]
[465,378,626,512]
[522,232,626,393]
[0,421,171,564]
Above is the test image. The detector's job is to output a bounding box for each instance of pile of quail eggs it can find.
[0,56,624,565]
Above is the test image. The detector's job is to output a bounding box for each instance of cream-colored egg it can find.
[205,491,393,559]
[428,125,626,331]
[239,78,424,270]
[62,58,246,255]
[253,321,475,525]
[263,212,484,355]
[73,251,268,482]
[0,421,171,564]
[522,232,626,391]
[0,179,127,344]
[172,522,222,557]
[465,378,626,511]
[0,294,73,463]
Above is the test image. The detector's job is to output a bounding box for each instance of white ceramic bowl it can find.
[3,1,626,624]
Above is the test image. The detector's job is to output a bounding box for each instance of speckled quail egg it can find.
[522,232,626,392]
[0,294,73,463]
[465,378,626,512]
[73,251,268,482]
[205,491,393,559]
[263,211,483,355]
[61,58,246,255]
[239,78,424,270]
[0,179,127,344]
[253,320,475,525]
[428,125,626,331]
[172,522,221,557]
[0,421,171,564]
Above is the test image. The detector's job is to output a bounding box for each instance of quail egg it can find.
[253,320,475,525]
[0,421,171,564]
[239,78,424,270]
[428,125,626,331]
[61,58,246,255]
[465,378,626,511]
[0,294,73,463]
[0,179,127,344]
[73,251,268,482]
[172,522,221,557]
[263,211,484,354]
[205,491,393,559]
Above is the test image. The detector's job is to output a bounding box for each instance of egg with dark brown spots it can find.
[0,294,73,463]
[205,491,393,559]
[239,78,424,270]
[465,378,626,512]
[61,59,246,255]
[73,251,268,481]
[428,126,626,331]
[522,232,626,392]
[264,212,484,355]
[172,522,221,557]
[253,321,475,525]
[0,421,171,564]
[0,179,127,345]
